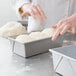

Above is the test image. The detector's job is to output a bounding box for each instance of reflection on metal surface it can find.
[0,37,54,76]
[16,66,33,74]
[62,33,76,46]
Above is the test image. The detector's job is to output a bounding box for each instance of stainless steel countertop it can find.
[0,37,54,76]
[0,33,76,76]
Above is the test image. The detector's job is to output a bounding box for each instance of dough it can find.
[15,34,34,43]
[41,28,55,37]
[29,32,47,40]
[15,29,54,43]
[0,21,27,38]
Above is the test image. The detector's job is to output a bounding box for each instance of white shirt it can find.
[15,0,76,30]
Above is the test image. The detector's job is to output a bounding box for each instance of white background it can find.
[0,0,18,26]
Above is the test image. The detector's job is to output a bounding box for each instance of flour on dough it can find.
[0,21,27,38]
[29,32,48,40]
[41,28,55,37]
[15,34,34,43]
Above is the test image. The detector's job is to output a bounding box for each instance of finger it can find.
[60,24,70,35]
[57,18,67,26]
[57,20,63,26]
[36,4,46,21]
[52,24,65,41]
[29,8,36,19]
[52,27,61,41]
[32,5,43,21]
[71,27,76,34]
[52,30,60,41]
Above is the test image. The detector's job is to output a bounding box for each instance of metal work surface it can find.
[0,37,55,76]
[0,33,76,76]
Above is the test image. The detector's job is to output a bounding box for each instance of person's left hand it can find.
[19,3,46,22]
[52,14,76,41]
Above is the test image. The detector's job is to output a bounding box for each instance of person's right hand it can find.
[19,3,46,22]
[51,14,76,41]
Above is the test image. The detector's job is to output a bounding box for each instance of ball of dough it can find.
[0,21,27,38]
[29,32,47,40]
[15,34,34,43]
[41,28,55,37]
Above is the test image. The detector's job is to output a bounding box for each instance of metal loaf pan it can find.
[8,35,63,58]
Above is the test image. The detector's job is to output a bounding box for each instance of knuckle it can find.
[58,20,64,26]
[57,27,62,31]
[66,22,71,27]
[59,20,64,23]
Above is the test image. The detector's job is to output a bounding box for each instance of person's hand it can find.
[19,3,46,22]
[52,14,76,41]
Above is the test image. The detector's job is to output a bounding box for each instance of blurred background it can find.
[0,0,18,26]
